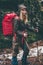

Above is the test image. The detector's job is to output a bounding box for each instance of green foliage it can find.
[0,34,12,48]
[24,0,43,44]
[26,31,37,44]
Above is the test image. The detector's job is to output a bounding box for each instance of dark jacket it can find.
[13,18,35,44]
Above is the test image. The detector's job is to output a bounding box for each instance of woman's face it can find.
[21,8,27,21]
[21,8,27,16]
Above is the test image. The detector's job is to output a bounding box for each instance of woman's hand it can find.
[23,32,28,38]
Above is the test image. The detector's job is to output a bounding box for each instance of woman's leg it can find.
[11,37,19,65]
[22,43,29,65]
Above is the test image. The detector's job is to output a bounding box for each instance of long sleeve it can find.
[25,23,38,33]
[25,23,34,31]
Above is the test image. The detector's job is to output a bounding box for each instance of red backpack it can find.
[2,12,17,36]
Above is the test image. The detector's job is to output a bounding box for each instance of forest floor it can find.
[0,40,43,65]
